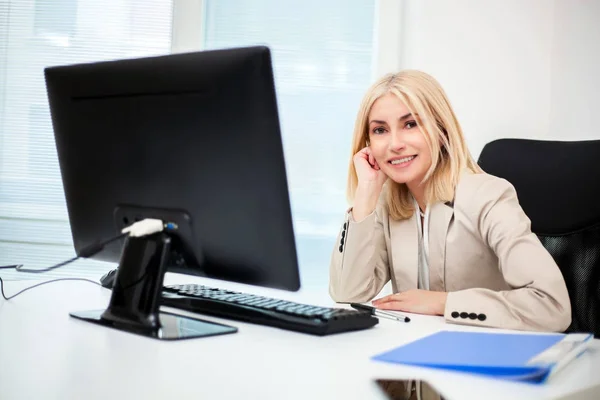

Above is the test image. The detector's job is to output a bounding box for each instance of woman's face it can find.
[367,93,433,188]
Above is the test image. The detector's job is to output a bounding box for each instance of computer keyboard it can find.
[161,284,378,336]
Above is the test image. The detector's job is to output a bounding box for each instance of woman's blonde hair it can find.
[347,70,482,220]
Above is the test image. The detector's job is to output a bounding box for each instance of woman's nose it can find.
[389,130,406,152]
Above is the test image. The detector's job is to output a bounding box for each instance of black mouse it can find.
[100,268,118,289]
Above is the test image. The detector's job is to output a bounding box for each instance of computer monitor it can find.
[44,46,301,340]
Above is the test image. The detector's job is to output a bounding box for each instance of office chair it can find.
[478,138,600,336]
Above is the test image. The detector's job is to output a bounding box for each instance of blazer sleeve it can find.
[444,176,572,332]
[329,203,391,303]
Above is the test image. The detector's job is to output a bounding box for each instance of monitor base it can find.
[70,309,237,340]
[70,228,236,340]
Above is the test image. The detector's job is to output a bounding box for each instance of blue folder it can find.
[373,330,593,383]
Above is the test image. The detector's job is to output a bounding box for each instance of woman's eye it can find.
[405,120,418,129]
[372,127,386,135]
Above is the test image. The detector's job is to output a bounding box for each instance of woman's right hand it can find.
[353,146,388,190]
[351,147,388,221]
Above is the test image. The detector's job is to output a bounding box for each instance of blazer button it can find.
[460,312,468,319]
[341,230,346,238]
[338,245,343,253]
[477,314,487,321]
[469,313,477,320]
[451,311,459,318]
[343,222,347,230]
[340,238,344,246]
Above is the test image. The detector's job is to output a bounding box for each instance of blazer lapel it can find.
[428,202,454,291]
[389,214,418,292]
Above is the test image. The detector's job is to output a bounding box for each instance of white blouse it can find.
[414,197,430,291]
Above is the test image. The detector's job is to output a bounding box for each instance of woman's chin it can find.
[384,171,413,185]
[388,173,428,189]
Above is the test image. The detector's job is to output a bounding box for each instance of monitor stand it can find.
[70,232,238,340]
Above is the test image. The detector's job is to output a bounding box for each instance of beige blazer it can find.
[329,171,572,332]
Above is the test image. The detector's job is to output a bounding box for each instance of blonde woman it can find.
[329,70,571,332]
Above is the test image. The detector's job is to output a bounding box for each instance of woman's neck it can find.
[407,182,426,212]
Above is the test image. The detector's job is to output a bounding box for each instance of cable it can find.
[0,264,23,270]
[123,218,177,237]
[12,218,174,273]
[0,276,102,300]
[0,218,175,300]
[14,232,128,273]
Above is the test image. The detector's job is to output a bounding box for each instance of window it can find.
[0,0,377,290]
[203,0,375,287]
[0,0,173,280]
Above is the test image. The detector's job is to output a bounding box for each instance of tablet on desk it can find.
[375,379,446,400]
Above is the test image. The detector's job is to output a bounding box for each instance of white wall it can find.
[380,0,600,159]
[550,0,600,140]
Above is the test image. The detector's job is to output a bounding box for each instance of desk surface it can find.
[1,273,600,400]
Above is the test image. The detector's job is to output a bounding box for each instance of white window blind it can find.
[1,0,376,289]
[203,0,375,286]
[0,0,173,281]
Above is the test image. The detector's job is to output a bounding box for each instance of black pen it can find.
[350,303,410,322]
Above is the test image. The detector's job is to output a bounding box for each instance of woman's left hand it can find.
[372,289,448,316]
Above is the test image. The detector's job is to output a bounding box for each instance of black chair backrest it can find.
[478,138,600,336]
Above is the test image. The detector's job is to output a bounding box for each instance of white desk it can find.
[1,273,600,400]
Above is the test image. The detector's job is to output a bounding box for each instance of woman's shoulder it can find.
[454,170,517,210]
[457,170,514,191]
